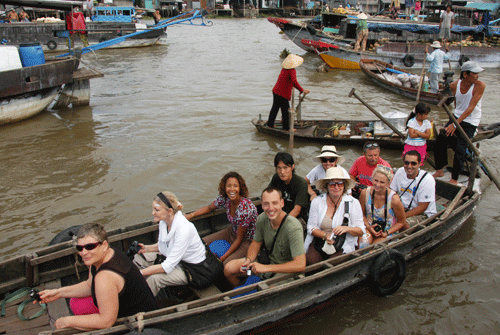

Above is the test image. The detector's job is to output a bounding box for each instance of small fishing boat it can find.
[252,117,500,150]
[359,59,454,106]
[0,179,480,334]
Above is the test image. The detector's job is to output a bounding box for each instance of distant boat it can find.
[359,58,454,106]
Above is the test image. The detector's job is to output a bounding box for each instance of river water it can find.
[1,18,500,334]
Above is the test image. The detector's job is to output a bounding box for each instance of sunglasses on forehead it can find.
[76,242,101,252]
[364,143,379,149]
[321,157,337,163]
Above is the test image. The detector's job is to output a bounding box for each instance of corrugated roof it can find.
[464,3,500,11]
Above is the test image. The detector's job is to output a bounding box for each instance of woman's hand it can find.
[37,289,60,304]
[368,224,383,237]
[331,225,349,237]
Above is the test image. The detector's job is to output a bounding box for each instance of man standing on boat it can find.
[439,5,454,41]
[391,150,436,225]
[433,61,485,185]
[425,41,450,94]
[354,13,368,52]
[224,187,306,287]
[266,54,310,131]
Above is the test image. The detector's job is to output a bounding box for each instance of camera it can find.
[373,220,386,233]
[29,289,42,302]
[126,241,142,260]
[242,266,252,276]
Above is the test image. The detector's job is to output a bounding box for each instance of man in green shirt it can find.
[354,13,368,51]
[224,187,306,287]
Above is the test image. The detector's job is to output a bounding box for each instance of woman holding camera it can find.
[36,223,157,330]
[359,166,407,244]
[304,167,365,265]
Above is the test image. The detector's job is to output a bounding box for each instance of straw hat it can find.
[430,41,442,49]
[316,145,345,165]
[282,54,304,69]
[357,13,368,19]
[315,167,355,193]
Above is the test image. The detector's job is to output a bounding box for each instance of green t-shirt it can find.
[253,212,305,265]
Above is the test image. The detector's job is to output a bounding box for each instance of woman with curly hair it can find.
[185,172,258,265]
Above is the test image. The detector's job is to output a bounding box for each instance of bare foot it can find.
[449,179,458,185]
[433,170,445,178]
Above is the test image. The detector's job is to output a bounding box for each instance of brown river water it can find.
[1,18,500,334]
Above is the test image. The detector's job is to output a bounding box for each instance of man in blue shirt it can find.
[425,41,450,93]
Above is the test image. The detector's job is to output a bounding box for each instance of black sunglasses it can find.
[321,157,337,163]
[76,242,102,252]
[404,160,418,166]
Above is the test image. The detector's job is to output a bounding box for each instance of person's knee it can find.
[146,275,162,297]
[224,258,244,278]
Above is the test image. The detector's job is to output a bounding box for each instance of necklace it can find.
[328,193,342,215]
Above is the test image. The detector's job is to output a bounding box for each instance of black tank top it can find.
[91,248,157,318]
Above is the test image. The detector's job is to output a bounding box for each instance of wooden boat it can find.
[251,117,500,150]
[0,180,480,334]
[359,59,455,106]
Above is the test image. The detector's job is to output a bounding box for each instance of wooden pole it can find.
[289,90,295,156]
[438,97,500,192]
[416,44,427,102]
[349,87,437,169]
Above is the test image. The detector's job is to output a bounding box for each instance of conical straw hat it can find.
[282,54,304,69]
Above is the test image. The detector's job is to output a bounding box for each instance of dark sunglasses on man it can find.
[321,157,337,163]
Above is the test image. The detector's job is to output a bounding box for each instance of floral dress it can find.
[213,195,257,240]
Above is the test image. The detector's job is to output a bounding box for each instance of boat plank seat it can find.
[190,284,222,300]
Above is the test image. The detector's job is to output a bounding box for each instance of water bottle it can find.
[359,233,370,249]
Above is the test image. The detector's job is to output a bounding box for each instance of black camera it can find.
[126,241,142,259]
[29,289,42,302]
[373,220,386,233]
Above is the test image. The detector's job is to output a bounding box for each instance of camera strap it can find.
[371,188,388,226]
[401,171,428,210]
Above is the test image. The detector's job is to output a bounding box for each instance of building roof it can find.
[464,2,500,12]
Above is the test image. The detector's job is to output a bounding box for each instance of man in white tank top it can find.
[433,61,485,184]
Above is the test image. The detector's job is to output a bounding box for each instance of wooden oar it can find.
[438,97,500,192]
[289,90,295,156]
[295,92,307,121]
[349,88,437,169]
[416,44,427,102]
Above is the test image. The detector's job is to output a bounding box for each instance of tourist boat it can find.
[0,178,480,334]
[359,59,455,106]
[251,117,500,150]
[0,45,102,126]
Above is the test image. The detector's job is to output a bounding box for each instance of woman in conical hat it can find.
[267,54,310,131]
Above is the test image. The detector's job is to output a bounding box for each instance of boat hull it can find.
[0,87,59,125]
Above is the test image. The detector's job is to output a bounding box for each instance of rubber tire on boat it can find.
[368,249,406,296]
[47,40,57,50]
[458,55,470,66]
[48,225,82,245]
[125,329,169,335]
[402,54,415,67]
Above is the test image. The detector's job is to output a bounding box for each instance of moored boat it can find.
[251,117,500,150]
[359,58,454,106]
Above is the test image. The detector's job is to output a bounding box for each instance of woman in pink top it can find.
[267,54,310,131]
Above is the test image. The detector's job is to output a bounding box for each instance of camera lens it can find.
[374,225,382,232]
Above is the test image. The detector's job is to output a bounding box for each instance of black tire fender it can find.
[368,249,406,296]
[402,54,415,67]
[47,40,57,50]
[49,225,82,245]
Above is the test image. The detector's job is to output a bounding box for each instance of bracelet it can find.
[323,232,327,240]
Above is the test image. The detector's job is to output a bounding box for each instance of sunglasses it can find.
[76,242,102,252]
[364,143,379,149]
[321,157,337,163]
[404,160,418,166]
[328,181,344,187]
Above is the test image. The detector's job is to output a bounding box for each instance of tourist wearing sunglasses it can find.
[349,142,391,187]
[390,150,436,225]
[304,167,365,265]
[36,223,157,330]
[305,145,349,201]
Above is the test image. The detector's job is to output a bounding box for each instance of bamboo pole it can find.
[289,90,295,156]
[416,44,427,102]
[438,97,500,192]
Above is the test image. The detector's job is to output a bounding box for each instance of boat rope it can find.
[74,254,81,281]
[0,287,47,321]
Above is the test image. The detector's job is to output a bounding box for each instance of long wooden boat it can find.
[359,59,454,106]
[251,117,500,150]
[0,180,479,334]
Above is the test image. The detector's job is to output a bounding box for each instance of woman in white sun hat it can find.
[305,145,349,201]
[304,167,365,265]
[267,53,310,131]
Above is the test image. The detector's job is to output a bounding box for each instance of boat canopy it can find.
[366,21,500,37]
